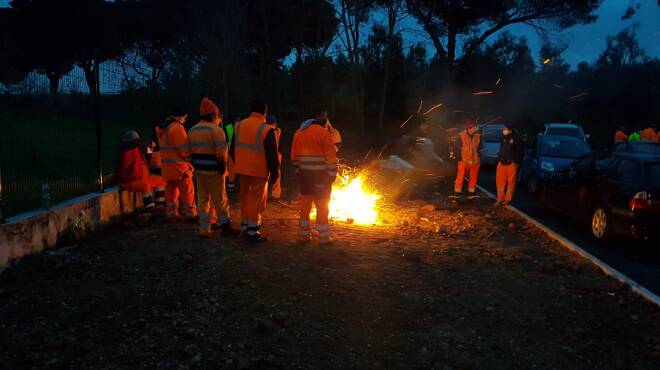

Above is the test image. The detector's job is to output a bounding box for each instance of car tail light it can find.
[629,192,659,211]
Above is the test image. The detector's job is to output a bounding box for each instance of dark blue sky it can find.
[2,0,658,66]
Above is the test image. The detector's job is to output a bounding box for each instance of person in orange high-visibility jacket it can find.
[640,125,657,142]
[291,107,337,244]
[117,131,166,210]
[229,100,280,243]
[188,97,240,237]
[614,126,628,145]
[266,114,283,200]
[454,118,481,198]
[156,108,197,220]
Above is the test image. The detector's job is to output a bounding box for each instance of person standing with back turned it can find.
[230,100,280,243]
[187,97,240,237]
[291,107,338,244]
[156,108,197,221]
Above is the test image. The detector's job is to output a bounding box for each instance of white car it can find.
[542,123,590,141]
[479,124,505,166]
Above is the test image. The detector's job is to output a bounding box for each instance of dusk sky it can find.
[1,0,658,67]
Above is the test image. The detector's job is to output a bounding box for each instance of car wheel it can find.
[591,207,612,240]
[527,177,539,194]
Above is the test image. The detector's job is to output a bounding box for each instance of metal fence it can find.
[0,63,154,222]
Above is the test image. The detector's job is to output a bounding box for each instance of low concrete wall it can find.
[0,187,142,267]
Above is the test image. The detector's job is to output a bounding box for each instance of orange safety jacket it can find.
[187,120,228,173]
[458,129,481,165]
[156,118,193,181]
[230,112,279,179]
[291,120,338,182]
[640,128,657,142]
[614,130,628,143]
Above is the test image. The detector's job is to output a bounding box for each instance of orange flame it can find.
[473,91,494,96]
[543,58,551,65]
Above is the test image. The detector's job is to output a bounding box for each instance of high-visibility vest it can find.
[291,121,338,180]
[628,131,641,142]
[459,129,481,165]
[640,128,657,142]
[614,130,628,143]
[156,121,192,181]
[187,120,227,172]
[234,112,270,178]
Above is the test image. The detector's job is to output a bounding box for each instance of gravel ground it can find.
[1,194,659,370]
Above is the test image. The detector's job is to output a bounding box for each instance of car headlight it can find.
[540,161,555,172]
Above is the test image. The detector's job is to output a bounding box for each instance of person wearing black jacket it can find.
[495,123,524,206]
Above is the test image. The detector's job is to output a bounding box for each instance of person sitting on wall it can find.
[117,131,166,210]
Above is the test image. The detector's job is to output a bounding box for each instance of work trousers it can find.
[496,162,518,202]
[239,175,269,236]
[270,176,282,200]
[120,174,166,208]
[454,161,480,193]
[298,194,331,242]
[165,176,197,219]
[195,170,230,233]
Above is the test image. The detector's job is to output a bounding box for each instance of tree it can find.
[64,0,126,95]
[597,26,647,68]
[375,0,407,131]
[405,0,602,90]
[7,0,76,95]
[0,7,30,86]
[336,0,375,134]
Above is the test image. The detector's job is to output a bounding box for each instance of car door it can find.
[604,157,641,233]
[549,155,593,217]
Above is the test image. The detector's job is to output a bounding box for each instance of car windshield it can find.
[483,129,503,143]
[546,127,582,138]
[540,139,589,158]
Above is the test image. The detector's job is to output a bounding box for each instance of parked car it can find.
[542,123,589,141]
[540,143,660,241]
[479,124,504,166]
[521,134,591,194]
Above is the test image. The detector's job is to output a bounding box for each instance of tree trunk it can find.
[378,3,397,132]
[82,61,99,97]
[46,72,61,96]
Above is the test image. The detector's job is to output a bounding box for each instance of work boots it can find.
[211,221,241,237]
[244,231,268,243]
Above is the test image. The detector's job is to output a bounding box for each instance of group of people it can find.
[614,124,660,143]
[452,118,523,206]
[117,97,341,244]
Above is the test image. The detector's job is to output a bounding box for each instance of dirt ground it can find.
[1,193,659,370]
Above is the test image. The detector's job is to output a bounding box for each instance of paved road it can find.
[479,167,660,297]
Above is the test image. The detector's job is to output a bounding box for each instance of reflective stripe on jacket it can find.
[187,120,227,172]
[233,112,271,178]
[458,129,481,165]
[156,121,192,181]
[291,120,338,180]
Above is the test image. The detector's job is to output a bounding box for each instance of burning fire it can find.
[329,175,381,225]
[311,172,381,225]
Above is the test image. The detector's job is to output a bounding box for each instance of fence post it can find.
[95,63,104,193]
[0,164,5,224]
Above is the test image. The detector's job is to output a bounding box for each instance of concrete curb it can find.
[476,184,660,308]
